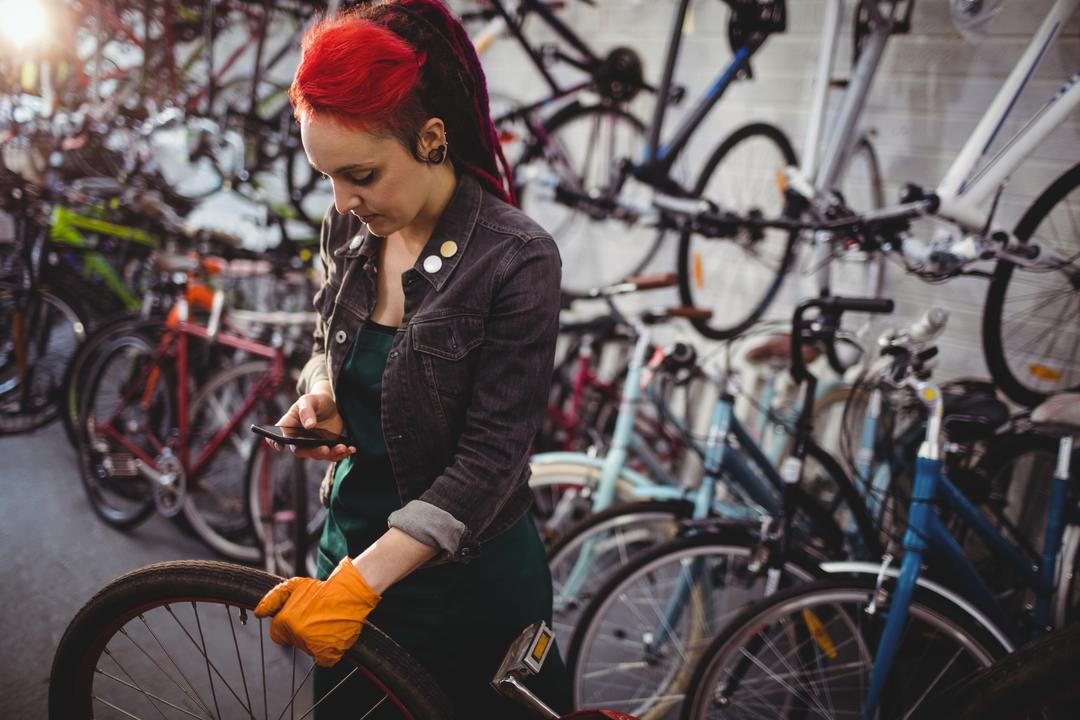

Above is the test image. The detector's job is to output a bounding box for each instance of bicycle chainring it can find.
[152,450,187,518]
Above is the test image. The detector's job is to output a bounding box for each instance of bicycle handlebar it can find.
[790,296,894,381]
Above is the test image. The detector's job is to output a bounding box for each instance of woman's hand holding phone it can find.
[271,384,357,462]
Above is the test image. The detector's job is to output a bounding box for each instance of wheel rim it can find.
[691,586,999,720]
[0,288,86,430]
[247,442,326,576]
[987,168,1080,405]
[681,127,796,339]
[81,336,166,524]
[184,362,286,562]
[572,544,814,718]
[994,261,1080,400]
[549,511,682,660]
[69,593,422,719]
[516,106,655,293]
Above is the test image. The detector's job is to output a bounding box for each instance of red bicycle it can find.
[76,251,315,564]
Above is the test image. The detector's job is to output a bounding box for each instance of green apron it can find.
[313,320,571,718]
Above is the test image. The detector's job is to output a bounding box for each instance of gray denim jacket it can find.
[298,174,561,563]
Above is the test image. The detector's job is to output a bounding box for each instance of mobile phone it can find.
[250,424,352,448]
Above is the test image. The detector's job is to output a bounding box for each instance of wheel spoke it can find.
[133,613,218,718]
[295,666,361,720]
[96,667,211,720]
[226,604,255,715]
[274,659,317,720]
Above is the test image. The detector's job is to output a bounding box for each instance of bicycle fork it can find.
[861,381,944,719]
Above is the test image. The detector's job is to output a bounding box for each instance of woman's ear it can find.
[417,117,447,157]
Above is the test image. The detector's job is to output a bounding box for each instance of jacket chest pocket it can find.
[411,315,484,401]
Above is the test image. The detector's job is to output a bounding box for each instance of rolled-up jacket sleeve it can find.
[296,210,334,396]
[387,235,561,558]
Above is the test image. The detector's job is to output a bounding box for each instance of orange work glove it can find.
[254,557,382,667]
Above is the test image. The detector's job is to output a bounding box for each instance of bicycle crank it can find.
[136,448,187,517]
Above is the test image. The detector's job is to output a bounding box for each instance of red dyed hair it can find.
[290,1,515,205]
[290,19,420,134]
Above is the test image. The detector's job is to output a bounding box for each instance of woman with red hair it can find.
[254,1,571,716]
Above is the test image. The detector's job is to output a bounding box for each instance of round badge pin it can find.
[440,241,458,258]
[423,255,443,274]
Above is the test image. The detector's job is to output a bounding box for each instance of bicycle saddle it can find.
[941,380,1009,442]
[743,333,822,367]
[1031,392,1080,436]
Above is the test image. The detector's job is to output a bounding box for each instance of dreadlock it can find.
[289,0,516,205]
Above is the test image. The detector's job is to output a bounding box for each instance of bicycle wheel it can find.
[912,621,1080,720]
[970,431,1062,620]
[983,162,1080,407]
[549,500,693,656]
[48,560,453,720]
[515,101,657,294]
[246,440,327,577]
[839,135,885,213]
[677,122,798,340]
[77,332,172,530]
[681,576,1009,720]
[528,458,641,544]
[568,532,820,719]
[183,360,292,562]
[60,315,153,448]
[0,284,89,433]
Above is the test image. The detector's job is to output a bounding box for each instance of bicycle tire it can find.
[183,360,294,562]
[983,162,1080,407]
[548,499,694,653]
[528,458,643,543]
[567,530,821,718]
[76,332,171,530]
[677,122,798,340]
[840,134,886,213]
[515,100,657,293]
[912,620,1080,720]
[48,560,454,720]
[245,438,326,577]
[60,315,154,448]
[0,284,91,434]
[680,575,1009,720]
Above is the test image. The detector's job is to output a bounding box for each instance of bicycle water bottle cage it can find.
[725,0,786,53]
[594,47,646,103]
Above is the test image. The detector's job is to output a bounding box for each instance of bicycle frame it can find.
[49,206,159,311]
[859,380,1077,719]
[634,0,768,190]
[808,0,1080,281]
[936,0,1080,232]
[486,0,604,108]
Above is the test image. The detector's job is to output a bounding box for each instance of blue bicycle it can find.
[680,305,1080,719]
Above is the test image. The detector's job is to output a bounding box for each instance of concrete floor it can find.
[0,421,217,719]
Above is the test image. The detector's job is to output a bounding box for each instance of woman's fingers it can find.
[297,395,317,428]
[289,444,356,462]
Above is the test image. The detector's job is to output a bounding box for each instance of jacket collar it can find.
[332,174,484,292]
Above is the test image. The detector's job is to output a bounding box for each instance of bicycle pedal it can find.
[494,621,555,681]
[102,453,139,477]
[491,621,559,719]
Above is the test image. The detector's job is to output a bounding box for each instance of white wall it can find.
[466,0,1080,390]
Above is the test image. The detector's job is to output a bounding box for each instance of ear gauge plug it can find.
[426,144,447,164]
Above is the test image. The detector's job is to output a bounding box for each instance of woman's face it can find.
[301,114,439,237]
